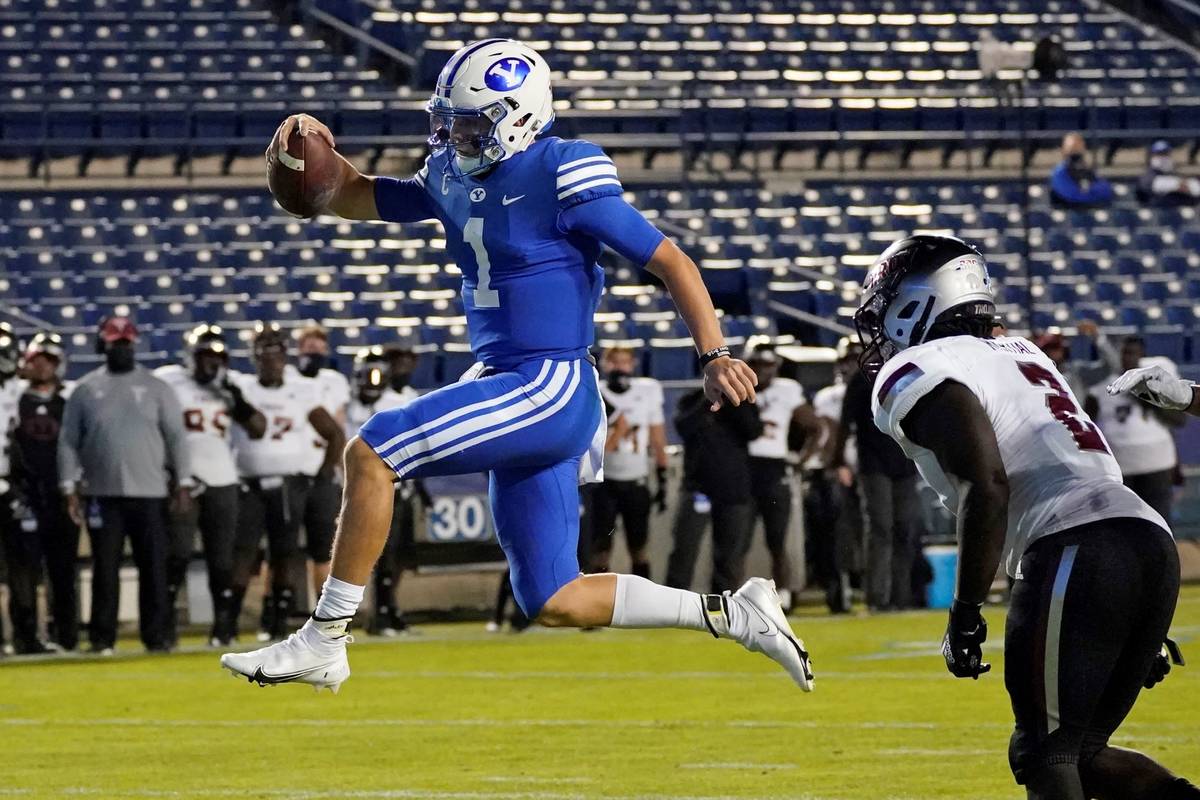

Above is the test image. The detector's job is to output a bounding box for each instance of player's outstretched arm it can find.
[267,114,381,221]
[1107,365,1200,415]
[644,239,758,411]
[902,380,1008,680]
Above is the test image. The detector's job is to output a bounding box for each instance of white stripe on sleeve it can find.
[557,154,612,173]
[556,163,619,189]
[557,177,623,201]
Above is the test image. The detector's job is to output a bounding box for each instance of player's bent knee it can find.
[534,577,587,627]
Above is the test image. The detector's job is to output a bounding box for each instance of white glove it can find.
[1107,365,1194,411]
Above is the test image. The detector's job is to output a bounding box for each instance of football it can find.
[266,129,341,218]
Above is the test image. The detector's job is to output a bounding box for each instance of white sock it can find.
[609,574,743,638]
[313,576,364,621]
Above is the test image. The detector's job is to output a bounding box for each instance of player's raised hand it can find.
[266,113,336,163]
[942,600,991,680]
[703,355,757,411]
[1106,365,1194,411]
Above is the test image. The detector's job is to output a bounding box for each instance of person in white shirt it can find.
[1085,336,1185,522]
[230,324,345,642]
[593,346,668,579]
[347,345,421,636]
[288,325,351,598]
[742,342,821,610]
[803,338,862,614]
[156,324,266,646]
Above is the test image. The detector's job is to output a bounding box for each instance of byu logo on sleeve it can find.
[484,57,531,91]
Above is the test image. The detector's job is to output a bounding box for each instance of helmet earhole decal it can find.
[897,300,920,320]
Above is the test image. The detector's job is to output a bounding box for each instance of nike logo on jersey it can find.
[502,194,525,206]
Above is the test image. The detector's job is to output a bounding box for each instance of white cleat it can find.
[220,617,352,694]
[715,578,815,692]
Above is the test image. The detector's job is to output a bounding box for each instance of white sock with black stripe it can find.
[609,575,747,639]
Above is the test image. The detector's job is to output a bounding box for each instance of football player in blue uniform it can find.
[222,39,813,694]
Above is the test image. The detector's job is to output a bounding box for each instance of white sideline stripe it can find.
[386,361,571,469]
[555,163,618,189]
[557,177,622,200]
[0,790,840,800]
[556,154,611,172]
[0,717,944,732]
[1045,544,1078,735]
[877,748,994,757]
[395,361,582,476]
[680,763,798,770]
[372,360,553,454]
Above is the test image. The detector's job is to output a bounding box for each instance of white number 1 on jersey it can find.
[464,217,499,308]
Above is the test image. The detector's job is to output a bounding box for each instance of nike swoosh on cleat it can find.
[748,606,776,636]
[250,665,316,685]
[501,194,525,205]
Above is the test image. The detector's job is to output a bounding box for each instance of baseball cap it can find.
[99,316,139,343]
[1151,140,1171,154]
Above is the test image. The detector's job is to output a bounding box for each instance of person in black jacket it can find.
[833,367,923,611]
[664,388,762,593]
[6,332,69,654]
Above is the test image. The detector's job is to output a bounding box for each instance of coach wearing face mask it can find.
[58,316,192,654]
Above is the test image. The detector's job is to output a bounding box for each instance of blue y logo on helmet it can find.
[484,57,531,91]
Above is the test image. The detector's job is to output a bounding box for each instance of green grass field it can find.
[2,588,1199,800]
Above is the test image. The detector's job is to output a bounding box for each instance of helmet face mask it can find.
[353,346,389,403]
[24,331,65,381]
[854,235,996,379]
[427,39,554,179]
[185,324,228,384]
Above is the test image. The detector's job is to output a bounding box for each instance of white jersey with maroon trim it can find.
[872,335,1167,578]
[231,372,322,479]
[1089,372,1179,477]
[748,377,805,460]
[285,365,351,477]
[154,364,238,487]
[600,377,664,481]
[346,385,418,438]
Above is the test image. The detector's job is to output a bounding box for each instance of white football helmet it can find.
[427,39,555,177]
[854,235,996,376]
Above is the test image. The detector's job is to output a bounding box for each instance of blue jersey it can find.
[374,137,663,370]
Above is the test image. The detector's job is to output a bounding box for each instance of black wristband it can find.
[949,598,983,623]
[699,346,731,368]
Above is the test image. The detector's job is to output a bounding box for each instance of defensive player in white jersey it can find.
[230,324,346,641]
[156,325,267,646]
[856,235,1196,800]
[592,346,667,578]
[742,342,821,610]
[286,325,352,598]
[346,345,421,635]
[1085,335,1184,522]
